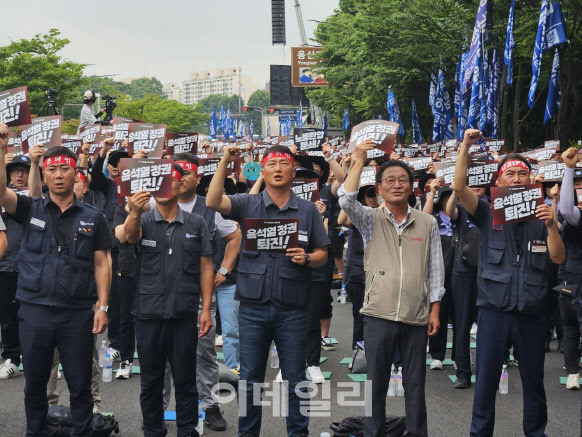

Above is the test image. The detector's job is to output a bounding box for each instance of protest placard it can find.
[434,162,456,186]
[577,188,582,208]
[7,131,23,156]
[403,156,432,172]
[291,178,319,201]
[359,166,378,188]
[111,117,135,149]
[244,218,299,253]
[127,123,167,158]
[166,132,199,156]
[117,158,173,198]
[485,139,505,154]
[491,184,544,225]
[537,160,565,182]
[348,120,399,155]
[0,87,32,126]
[20,115,61,153]
[294,128,325,154]
[61,135,82,155]
[467,160,498,187]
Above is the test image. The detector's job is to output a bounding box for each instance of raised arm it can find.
[206,145,240,215]
[28,145,45,198]
[452,129,483,217]
[559,147,581,226]
[422,179,440,215]
[0,124,18,215]
[445,192,460,220]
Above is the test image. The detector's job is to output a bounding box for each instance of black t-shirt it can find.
[13,194,111,251]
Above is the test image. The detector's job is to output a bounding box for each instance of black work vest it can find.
[235,194,313,308]
[0,214,23,272]
[133,209,205,319]
[477,207,550,314]
[16,198,100,308]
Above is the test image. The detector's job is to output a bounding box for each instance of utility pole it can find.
[294,0,308,46]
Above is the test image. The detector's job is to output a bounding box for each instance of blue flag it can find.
[544,49,560,125]
[224,105,231,138]
[440,70,454,140]
[386,90,396,110]
[528,0,549,109]
[411,100,423,145]
[297,101,303,128]
[457,52,469,140]
[323,113,328,138]
[487,49,502,138]
[462,0,491,98]
[387,92,405,137]
[249,119,254,139]
[504,0,515,86]
[467,32,483,129]
[267,120,271,137]
[429,73,437,112]
[219,103,225,134]
[543,2,568,53]
[479,51,489,134]
[210,104,217,139]
[342,109,350,131]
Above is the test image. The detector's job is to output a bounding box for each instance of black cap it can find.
[196,175,237,197]
[307,155,330,185]
[295,167,320,180]
[574,168,582,180]
[6,155,32,174]
[434,185,453,203]
[108,151,129,168]
[293,154,313,171]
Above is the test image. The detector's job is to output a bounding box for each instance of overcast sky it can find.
[0,0,339,90]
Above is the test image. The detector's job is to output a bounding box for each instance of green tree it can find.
[246,89,270,135]
[307,0,582,149]
[0,29,86,117]
[127,77,165,100]
[115,94,207,132]
[195,94,243,114]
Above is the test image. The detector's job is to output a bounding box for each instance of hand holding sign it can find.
[535,203,555,227]
[287,247,307,265]
[354,140,376,163]
[0,124,9,150]
[348,120,399,156]
[130,190,151,214]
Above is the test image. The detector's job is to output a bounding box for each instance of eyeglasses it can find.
[381,176,410,186]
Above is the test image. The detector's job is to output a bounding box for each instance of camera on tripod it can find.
[45,87,59,116]
[102,95,117,124]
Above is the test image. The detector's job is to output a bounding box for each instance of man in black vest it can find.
[207,145,330,437]
[453,129,565,437]
[0,124,112,437]
[124,164,214,437]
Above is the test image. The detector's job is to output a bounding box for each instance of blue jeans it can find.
[215,283,240,369]
[238,302,309,437]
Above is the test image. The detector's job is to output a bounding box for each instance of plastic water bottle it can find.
[387,365,396,397]
[195,400,205,435]
[102,353,113,383]
[98,340,107,367]
[320,433,331,437]
[339,285,347,304]
[499,365,508,394]
[395,367,404,396]
[270,345,279,369]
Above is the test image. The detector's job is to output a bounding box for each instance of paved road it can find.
[0,296,580,436]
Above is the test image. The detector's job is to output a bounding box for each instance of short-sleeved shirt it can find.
[13,194,111,251]
[0,216,5,231]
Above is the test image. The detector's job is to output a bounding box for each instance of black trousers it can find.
[19,303,94,437]
[107,254,120,350]
[364,315,428,437]
[560,293,581,374]
[306,280,332,366]
[346,280,365,349]
[428,280,452,361]
[0,271,20,364]
[451,274,477,379]
[135,316,200,437]
[116,274,136,363]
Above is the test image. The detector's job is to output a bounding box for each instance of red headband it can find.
[175,161,198,173]
[76,171,87,185]
[499,159,530,177]
[172,170,183,181]
[262,152,294,166]
[43,155,76,170]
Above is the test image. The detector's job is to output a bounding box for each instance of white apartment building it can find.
[163,68,260,106]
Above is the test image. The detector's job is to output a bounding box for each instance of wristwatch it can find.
[98,305,109,313]
[218,266,229,277]
[304,253,311,266]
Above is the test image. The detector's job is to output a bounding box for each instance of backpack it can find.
[47,406,120,437]
[330,415,406,437]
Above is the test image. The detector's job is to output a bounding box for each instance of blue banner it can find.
[297,101,303,128]
[386,90,396,110]
[488,49,501,138]
[467,32,482,129]
[267,120,271,137]
[411,100,423,145]
[462,0,491,99]
[528,0,549,109]
[224,105,231,138]
[388,93,405,137]
[210,104,217,139]
[249,119,254,139]
[457,52,469,140]
[543,2,568,53]
[479,50,489,134]
[544,49,560,125]
[219,103,225,134]
[504,0,515,86]
[429,73,437,113]
[441,70,454,140]
[342,109,350,131]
